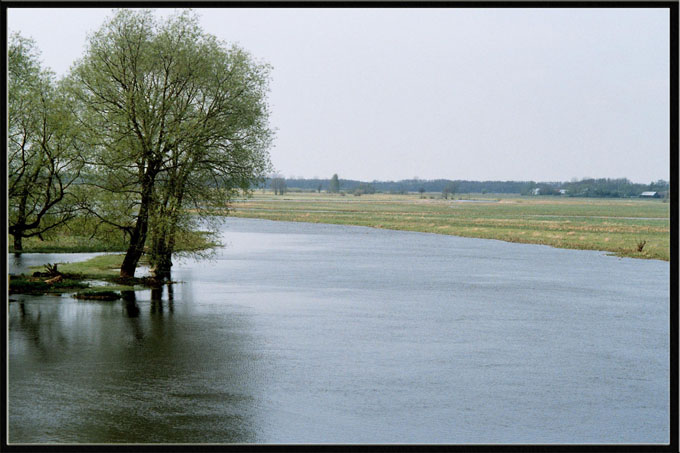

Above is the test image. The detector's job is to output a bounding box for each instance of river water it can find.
[8,218,670,444]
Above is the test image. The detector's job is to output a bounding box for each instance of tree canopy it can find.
[8,33,84,250]
[66,10,273,277]
[329,174,340,193]
[8,10,274,279]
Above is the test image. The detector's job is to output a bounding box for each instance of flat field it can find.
[230,192,670,261]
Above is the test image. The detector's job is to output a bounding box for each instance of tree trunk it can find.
[13,234,23,252]
[152,244,173,281]
[150,218,178,281]
[120,169,156,278]
[11,201,27,252]
[120,221,148,278]
[122,291,140,318]
[149,192,181,281]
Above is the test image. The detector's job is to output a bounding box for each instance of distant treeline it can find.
[260,177,669,198]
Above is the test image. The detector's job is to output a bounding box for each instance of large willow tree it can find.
[8,34,84,251]
[68,10,272,278]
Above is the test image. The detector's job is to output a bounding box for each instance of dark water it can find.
[8,218,669,444]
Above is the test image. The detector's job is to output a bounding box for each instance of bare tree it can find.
[271,176,286,195]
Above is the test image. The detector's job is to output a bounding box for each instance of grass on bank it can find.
[9,234,128,254]
[9,229,219,295]
[8,192,670,297]
[9,254,137,295]
[229,192,670,261]
[9,276,90,295]
[8,229,217,254]
[48,253,135,279]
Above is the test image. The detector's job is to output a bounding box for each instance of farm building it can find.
[640,191,660,198]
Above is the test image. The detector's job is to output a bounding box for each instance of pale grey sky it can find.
[8,7,670,183]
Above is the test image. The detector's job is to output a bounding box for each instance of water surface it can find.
[8,218,670,444]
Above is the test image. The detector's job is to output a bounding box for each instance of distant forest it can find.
[260,177,670,198]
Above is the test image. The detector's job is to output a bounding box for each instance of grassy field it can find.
[44,254,132,279]
[229,192,670,261]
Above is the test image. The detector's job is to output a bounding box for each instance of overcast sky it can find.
[7,7,670,183]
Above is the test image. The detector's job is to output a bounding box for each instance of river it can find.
[8,217,670,444]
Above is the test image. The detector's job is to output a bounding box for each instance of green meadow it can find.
[230,192,670,261]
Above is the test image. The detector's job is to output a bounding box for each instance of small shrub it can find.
[636,239,647,252]
[9,278,49,294]
[44,263,61,276]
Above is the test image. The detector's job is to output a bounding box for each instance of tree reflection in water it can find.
[121,291,140,318]
[122,290,143,341]
[10,278,259,443]
[149,283,175,315]
[151,287,163,314]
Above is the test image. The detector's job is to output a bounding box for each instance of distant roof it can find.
[640,191,657,196]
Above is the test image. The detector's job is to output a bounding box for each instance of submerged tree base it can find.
[9,248,195,297]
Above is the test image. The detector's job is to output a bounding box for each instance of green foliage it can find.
[9,276,89,294]
[36,254,127,279]
[8,33,85,250]
[329,174,340,193]
[62,9,273,277]
[271,177,287,195]
[562,178,669,198]
[8,232,128,253]
[270,178,670,199]
[354,183,376,196]
[442,182,458,199]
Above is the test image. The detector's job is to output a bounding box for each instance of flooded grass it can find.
[48,254,129,279]
[229,193,669,261]
[8,276,90,295]
[9,231,218,295]
[9,255,146,295]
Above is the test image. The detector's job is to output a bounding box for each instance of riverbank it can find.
[229,192,670,261]
[8,254,155,296]
[9,231,219,298]
[8,230,216,295]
